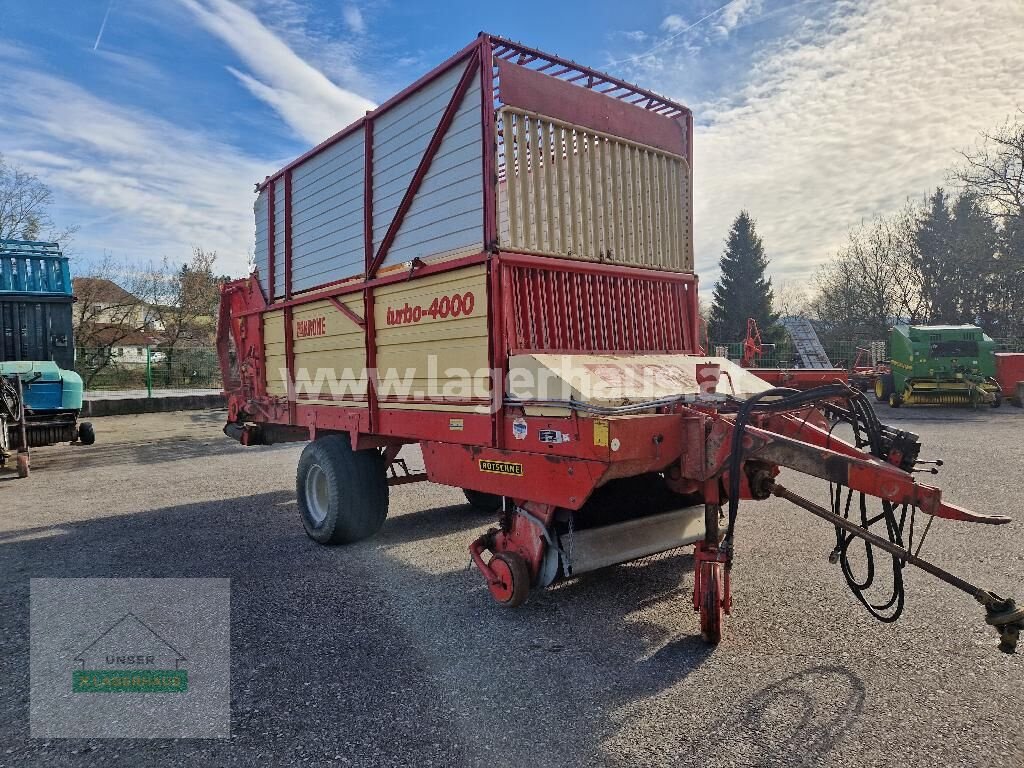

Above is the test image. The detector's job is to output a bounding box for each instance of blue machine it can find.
[0,240,93,476]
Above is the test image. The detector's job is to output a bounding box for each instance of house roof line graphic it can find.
[74,612,187,670]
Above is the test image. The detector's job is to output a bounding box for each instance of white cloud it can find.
[631,0,1024,287]
[713,0,762,38]
[342,4,366,35]
[662,14,686,33]
[177,0,375,145]
[0,58,269,276]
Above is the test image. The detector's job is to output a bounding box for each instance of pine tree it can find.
[915,188,957,322]
[708,211,778,343]
[950,191,998,325]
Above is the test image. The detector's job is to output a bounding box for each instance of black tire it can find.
[991,393,1002,409]
[889,393,902,408]
[874,374,894,403]
[463,489,503,513]
[77,422,96,446]
[296,435,388,545]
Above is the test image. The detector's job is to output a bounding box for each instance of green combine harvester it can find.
[875,324,1002,407]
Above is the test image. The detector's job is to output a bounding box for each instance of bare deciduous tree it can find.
[955,112,1024,222]
[145,248,225,351]
[72,254,154,387]
[0,154,77,244]
[810,206,925,342]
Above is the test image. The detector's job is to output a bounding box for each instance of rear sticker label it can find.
[512,417,528,440]
[449,418,464,432]
[593,420,609,447]
[479,460,523,476]
[539,429,571,444]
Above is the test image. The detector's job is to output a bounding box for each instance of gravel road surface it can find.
[2,406,1022,767]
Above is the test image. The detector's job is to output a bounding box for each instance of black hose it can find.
[726,383,914,624]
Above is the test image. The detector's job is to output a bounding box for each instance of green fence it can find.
[994,337,1024,353]
[76,346,222,393]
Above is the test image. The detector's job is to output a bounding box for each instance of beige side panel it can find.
[292,295,368,406]
[497,108,693,272]
[374,264,490,412]
[263,311,287,396]
[263,297,369,406]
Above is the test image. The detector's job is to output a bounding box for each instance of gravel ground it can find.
[1,406,1022,767]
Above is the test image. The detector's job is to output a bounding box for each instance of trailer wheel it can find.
[888,392,902,408]
[991,393,1002,409]
[77,422,96,446]
[463,489,503,513]
[296,435,388,545]
[875,374,894,403]
[487,552,530,607]
[699,561,724,644]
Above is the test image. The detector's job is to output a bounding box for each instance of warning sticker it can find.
[539,429,571,444]
[512,417,528,440]
[593,420,609,447]
[479,460,523,476]
[449,418,464,431]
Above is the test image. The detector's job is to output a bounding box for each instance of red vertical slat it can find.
[606,275,617,350]
[569,271,581,350]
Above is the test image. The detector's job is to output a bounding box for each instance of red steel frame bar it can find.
[283,170,295,422]
[266,182,276,302]
[234,251,490,317]
[284,170,293,301]
[327,295,365,328]
[487,35,691,118]
[363,117,379,433]
[479,35,498,251]
[480,34,501,446]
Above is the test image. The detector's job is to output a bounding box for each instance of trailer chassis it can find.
[221,342,1021,650]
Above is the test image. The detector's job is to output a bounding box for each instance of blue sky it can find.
[1,0,1022,293]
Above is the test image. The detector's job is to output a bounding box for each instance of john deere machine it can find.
[874,324,1002,407]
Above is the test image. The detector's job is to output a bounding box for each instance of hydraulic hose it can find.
[726,384,914,624]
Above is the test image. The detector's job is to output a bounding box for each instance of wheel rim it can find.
[699,561,723,643]
[875,378,884,398]
[488,557,515,603]
[305,463,330,527]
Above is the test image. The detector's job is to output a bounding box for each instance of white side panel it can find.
[290,131,366,293]
[380,78,483,269]
[372,63,483,266]
[272,177,285,298]
[253,189,269,295]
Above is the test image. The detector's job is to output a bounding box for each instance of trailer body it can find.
[218,35,1020,650]
[222,34,700,453]
[1,240,74,370]
[0,240,91,475]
